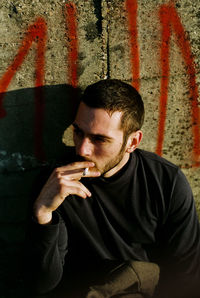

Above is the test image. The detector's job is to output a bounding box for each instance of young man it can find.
[29,79,200,298]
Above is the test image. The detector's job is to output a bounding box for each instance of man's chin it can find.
[91,164,102,175]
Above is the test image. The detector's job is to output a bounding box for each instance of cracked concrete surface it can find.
[0,1,200,295]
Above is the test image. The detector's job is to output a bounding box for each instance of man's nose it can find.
[77,137,93,157]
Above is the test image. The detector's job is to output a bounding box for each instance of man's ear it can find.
[126,130,143,153]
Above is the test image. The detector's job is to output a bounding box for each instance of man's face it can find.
[73,102,129,177]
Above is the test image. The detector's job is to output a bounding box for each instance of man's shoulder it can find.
[134,149,190,198]
[135,149,179,172]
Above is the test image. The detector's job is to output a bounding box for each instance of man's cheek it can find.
[94,147,111,157]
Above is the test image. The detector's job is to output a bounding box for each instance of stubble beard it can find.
[100,147,126,176]
[94,139,128,176]
[76,138,128,177]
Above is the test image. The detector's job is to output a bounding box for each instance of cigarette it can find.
[83,167,89,176]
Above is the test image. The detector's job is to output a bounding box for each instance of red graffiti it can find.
[157,4,200,166]
[0,17,47,160]
[126,0,140,91]
[65,2,78,88]
[0,2,199,167]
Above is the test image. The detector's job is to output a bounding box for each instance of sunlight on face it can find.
[73,102,130,177]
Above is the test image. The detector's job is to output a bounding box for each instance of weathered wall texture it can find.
[0,0,199,296]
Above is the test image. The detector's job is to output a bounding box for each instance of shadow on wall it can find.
[0,84,81,166]
[0,84,81,297]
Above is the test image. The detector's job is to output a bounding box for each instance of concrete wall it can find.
[0,0,199,296]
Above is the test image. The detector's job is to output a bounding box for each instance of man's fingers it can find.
[59,168,100,180]
[65,186,90,199]
[60,179,92,198]
[34,162,96,222]
[56,161,95,172]
[53,161,100,180]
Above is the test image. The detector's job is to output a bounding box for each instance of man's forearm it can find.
[26,212,68,294]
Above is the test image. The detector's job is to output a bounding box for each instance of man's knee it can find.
[86,261,160,298]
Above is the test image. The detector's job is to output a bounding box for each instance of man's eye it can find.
[91,136,106,143]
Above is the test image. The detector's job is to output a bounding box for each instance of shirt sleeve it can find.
[26,211,68,294]
[157,169,200,298]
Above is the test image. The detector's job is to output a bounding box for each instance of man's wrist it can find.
[33,214,53,225]
[33,205,53,225]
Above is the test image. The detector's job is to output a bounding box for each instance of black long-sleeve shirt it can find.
[28,149,200,297]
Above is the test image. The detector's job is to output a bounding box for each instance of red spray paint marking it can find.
[0,18,47,161]
[157,4,200,166]
[156,5,171,157]
[65,2,78,88]
[126,0,140,91]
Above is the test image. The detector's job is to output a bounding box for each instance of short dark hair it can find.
[81,79,145,136]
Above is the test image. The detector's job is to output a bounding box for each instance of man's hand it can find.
[33,161,100,225]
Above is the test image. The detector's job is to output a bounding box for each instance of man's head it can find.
[80,79,144,141]
[73,79,144,177]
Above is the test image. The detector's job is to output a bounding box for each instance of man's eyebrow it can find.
[72,122,113,141]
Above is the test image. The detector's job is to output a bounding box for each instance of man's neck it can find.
[103,153,130,178]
